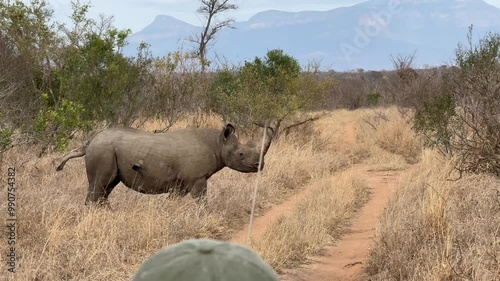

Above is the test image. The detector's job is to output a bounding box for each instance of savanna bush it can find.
[33,94,91,151]
[207,49,333,135]
[395,27,500,176]
[0,1,207,153]
[142,49,209,132]
[0,1,156,151]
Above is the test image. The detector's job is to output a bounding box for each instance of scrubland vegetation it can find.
[1,1,499,280]
[367,149,500,281]
[0,113,355,280]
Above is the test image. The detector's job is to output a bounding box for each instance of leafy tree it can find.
[0,0,59,127]
[397,26,500,177]
[33,93,91,151]
[0,30,31,151]
[447,27,500,176]
[208,49,331,135]
[0,0,156,152]
[30,0,153,150]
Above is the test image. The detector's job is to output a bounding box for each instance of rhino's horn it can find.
[262,126,275,156]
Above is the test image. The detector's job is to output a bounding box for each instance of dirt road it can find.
[230,121,407,281]
[230,185,317,245]
[279,168,404,281]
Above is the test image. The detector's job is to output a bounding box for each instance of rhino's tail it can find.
[56,151,86,171]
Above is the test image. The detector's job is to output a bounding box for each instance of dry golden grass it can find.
[0,112,350,280]
[366,149,500,280]
[239,108,376,272]
[252,169,369,272]
[9,106,491,281]
[355,106,423,170]
[142,112,225,132]
[309,109,371,164]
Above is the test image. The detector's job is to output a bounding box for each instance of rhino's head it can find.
[219,124,274,173]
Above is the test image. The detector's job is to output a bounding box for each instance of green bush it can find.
[413,92,455,151]
[34,93,91,151]
[366,91,382,106]
[403,27,500,176]
[0,128,13,151]
[0,0,156,152]
[208,49,331,133]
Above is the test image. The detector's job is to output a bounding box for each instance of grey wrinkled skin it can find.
[56,124,274,205]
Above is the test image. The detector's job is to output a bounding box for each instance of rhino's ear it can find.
[223,123,235,141]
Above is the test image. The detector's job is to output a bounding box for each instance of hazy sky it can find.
[47,0,500,33]
[44,0,377,32]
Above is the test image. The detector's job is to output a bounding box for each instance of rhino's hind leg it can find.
[190,179,208,205]
[84,148,120,206]
[85,176,120,205]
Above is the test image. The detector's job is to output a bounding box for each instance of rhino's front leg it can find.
[190,178,208,205]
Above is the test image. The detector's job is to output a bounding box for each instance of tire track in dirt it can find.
[280,122,409,281]
[230,186,317,245]
[279,168,405,281]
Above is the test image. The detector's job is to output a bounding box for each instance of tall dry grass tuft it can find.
[366,149,500,280]
[356,106,423,170]
[308,109,371,164]
[0,112,349,280]
[252,170,370,272]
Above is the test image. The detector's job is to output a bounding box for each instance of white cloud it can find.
[485,0,500,6]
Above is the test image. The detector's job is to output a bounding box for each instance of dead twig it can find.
[282,115,323,133]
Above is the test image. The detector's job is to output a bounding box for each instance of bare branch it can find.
[283,116,322,132]
[189,0,238,71]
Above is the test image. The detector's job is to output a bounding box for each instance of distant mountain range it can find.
[122,0,500,71]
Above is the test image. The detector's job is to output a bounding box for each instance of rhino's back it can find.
[91,127,219,148]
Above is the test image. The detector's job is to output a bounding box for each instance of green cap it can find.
[133,238,279,281]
